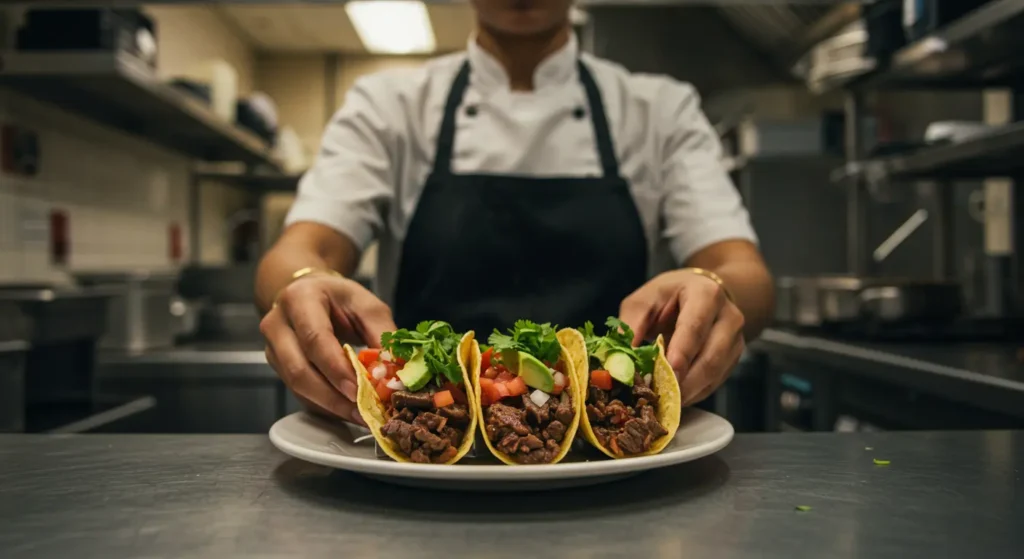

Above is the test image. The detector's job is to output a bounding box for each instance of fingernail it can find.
[340,380,357,401]
[350,409,367,426]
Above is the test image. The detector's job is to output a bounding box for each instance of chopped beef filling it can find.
[381,387,470,464]
[484,389,574,465]
[587,372,668,456]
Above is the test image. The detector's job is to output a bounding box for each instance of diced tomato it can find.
[496,370,516,383]
[483,367,499,379]
[433,390,455,408]
[442,382,468,405]
[479,377,498,405]
[393,357,407,366]
[552,361,566,374]
[384,361,401,378]
[506,376,528,397]
[375,380,394,403]
[481,347,494,371]
[590,369,613,390]
[495,382,511,399]
[551,383,565,396]
[358,348,380,367]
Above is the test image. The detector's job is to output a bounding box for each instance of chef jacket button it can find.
[573,106,586,120]
[465,104,478,117]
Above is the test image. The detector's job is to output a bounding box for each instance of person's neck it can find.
[474,23,572,91]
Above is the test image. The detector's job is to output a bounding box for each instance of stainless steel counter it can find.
[94,344,297,433]
[1,431,1022,557]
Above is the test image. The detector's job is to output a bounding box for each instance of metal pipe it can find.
[873,208,929,263]
[844,91,868,275]
[188,173,201,264]
[927,181,955,281]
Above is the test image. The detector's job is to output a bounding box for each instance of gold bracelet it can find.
[681,267,734,302]
[290,266,344,282]
[272,267,345,309]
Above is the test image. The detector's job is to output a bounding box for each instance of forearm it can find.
[706,259,774,340]
[685,240,774,340]
[254,223,361,313]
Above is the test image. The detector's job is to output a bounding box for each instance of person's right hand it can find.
[260,273,397,425]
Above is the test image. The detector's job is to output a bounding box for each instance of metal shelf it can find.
[0,50,280,167]
[816,0,1024,92]
[195,168,302,192]
[834,120,1024,183]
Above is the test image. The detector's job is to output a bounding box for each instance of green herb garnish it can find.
[381,321,463,385]
[488,320,561,363]
[580,317,658,374]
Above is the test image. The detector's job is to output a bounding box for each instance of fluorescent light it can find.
[345,1,436,55]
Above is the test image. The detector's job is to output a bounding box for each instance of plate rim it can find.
[269,408,734,481]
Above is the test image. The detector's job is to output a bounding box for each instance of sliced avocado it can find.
[518,352,554,392]
[603,351,635,387]
[396,350,431,391]
[500,349,519,373]
[591,341,612,362]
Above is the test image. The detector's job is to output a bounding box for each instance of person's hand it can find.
[619,269,745,406]
[260,273,396,424]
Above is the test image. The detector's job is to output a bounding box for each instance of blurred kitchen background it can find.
[0,0,1021,435]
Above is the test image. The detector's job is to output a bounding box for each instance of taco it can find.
[557,317,680,458]
[473,320,581,465]
[345,321,477,464]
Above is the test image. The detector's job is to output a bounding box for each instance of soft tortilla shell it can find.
[557,328,681,458]
[472,340,582,465]
[344,331,478,465]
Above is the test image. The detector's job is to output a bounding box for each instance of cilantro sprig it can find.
[380,321,463,386]
[580,317,659,375]
[488,320,562,363]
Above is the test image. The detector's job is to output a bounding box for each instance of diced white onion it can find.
[643,374,653,386]
[386,378,405,391]
[530,389,551,407]
[371,364,388,380]
[553,372,567,387]
[380,350,392,361]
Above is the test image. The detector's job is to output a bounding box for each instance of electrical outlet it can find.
[1,124,40,177]
[50,208,68,266]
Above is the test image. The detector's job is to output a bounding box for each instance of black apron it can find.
[393,59,647,335]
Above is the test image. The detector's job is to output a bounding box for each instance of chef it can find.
[255,0,774,425]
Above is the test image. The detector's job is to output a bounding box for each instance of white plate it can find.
[270,408,734,491]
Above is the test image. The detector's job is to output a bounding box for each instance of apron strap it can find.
[431,58,622,178]
[432,61,471,177]
[577,60,620,178]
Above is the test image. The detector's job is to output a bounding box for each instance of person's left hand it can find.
[620,269,746,406]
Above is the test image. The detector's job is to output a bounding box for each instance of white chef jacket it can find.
[286,35,757,305]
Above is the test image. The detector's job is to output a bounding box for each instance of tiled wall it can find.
[0,6,252,285]
[0,90,250,284]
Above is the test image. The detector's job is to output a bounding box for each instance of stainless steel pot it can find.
[75,271,179,352]
[775,275,963,326]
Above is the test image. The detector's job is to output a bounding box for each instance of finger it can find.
[344,287,397,348]
[681,314,745,406]
[263,313,361,423]
[620,288,668,346]
[684,339,743,407]
[282,290,355,390]
[666,282,727,375]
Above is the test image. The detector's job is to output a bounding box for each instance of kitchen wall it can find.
[0,6,252,284]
